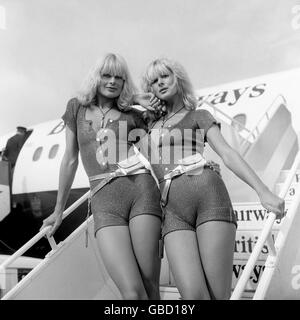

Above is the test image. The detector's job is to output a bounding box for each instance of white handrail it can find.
[0,190,90,290]
[230,150,300,299]
[253,185,300,299]
[241,94,287,148]
[200,94,287,155]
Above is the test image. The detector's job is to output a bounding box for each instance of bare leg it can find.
[196,221,236,299]
[130,215,162,300]
[164,230,211,299]
[96,226,148,300]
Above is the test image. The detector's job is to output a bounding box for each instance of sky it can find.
[1,0,300,136]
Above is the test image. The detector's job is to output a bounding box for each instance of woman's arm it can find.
[40,126,79,236]
[206,125,285,218]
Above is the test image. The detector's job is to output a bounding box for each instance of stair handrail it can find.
[200,94,287,155]
[0,190,90,290]
[240,94,287,148]
[253,181,300,299]
[230,150,300,300]
[198,99,252,136]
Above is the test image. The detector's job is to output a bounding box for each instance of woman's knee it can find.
[208,282,232,300]
[180,286,211,300]
[120,285,148,300]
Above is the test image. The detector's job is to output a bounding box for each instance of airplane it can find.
[1,67,300,299]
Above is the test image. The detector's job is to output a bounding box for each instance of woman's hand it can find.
[259,189,285,220]
[40,209,63,237]
[134,93,161,111]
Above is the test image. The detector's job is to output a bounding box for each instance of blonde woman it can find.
[141,58,285,300]
[41,53,162,300]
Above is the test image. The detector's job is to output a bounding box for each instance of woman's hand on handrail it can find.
[258,189,285,220]
[40,209,63,237]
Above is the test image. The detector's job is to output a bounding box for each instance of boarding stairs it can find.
[1,95,300,300]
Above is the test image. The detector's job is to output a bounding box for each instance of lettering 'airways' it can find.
[198,83,266,107]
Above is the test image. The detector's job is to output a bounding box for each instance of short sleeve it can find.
[126,109,148,144]
[194,109,221,142]
[61,98,80,135]
[130,109,148,132]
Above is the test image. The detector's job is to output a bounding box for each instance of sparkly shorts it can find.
[91,173,162,236]
[161,167,237,238]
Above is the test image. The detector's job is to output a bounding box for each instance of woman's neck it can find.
[165,95,184,114]
[96,94,115,109]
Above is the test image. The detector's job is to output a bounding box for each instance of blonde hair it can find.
[77,53,137,110]
[142,58,197,110]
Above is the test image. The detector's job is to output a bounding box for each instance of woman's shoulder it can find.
[64,97,86,117]
[192,108,214,118]
[62,97,85,124]
[66,97,82,110]
[191,108,216,123]
[191,108,220,132]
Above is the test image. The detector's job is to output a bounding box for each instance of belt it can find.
[158,165,204,259]
[159,164,207,208]
[89,168,150,198]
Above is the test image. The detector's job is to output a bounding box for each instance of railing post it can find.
[266,233,276,257]
[46,235,58,251]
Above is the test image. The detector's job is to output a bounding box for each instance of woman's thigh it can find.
[164,230,210,300]
[96,226,147,299]
[129,215,162,281]
[196,221,236,299]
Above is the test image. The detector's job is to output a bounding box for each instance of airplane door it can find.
[0,160,11,221]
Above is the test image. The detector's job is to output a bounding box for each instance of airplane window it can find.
[48,144,59,159]
[32,147,43,161]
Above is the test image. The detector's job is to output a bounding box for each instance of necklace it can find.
[160,105,185,129]
[98,105,113,128]
[150,105,185,133]
[96,105,113,169]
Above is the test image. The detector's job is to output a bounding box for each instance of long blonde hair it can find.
[77,53,137,110]
[142,58,197,110]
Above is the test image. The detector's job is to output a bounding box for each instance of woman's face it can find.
[150,71,178,102]
[98,73,124,99]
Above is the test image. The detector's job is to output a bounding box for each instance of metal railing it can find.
[0,190,90,291]
[230,150,300,299]
[240,94,287,149]
[199,94,287,154]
